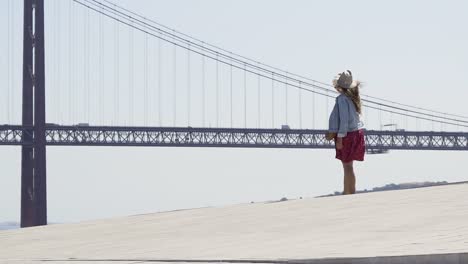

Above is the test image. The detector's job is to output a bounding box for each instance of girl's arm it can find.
[335,96,349,150]
[337,96,349,138]
[326,102,339,141]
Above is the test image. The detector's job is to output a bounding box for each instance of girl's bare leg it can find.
[342,161,356,195]
[343,171,350,194]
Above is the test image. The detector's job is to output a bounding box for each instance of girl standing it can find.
[326,70,366,195]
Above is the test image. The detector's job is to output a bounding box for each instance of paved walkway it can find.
[1,184,468,263]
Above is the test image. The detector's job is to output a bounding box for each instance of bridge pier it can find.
[21,0,47,228]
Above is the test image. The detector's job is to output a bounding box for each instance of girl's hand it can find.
[336,137,343,150]
[325,132,336,141]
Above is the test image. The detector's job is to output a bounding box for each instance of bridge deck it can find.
[1,183,468,263]
[1,125,468,150]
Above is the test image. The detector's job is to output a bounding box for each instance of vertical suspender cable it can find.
[441,114,444,131]
[271,73,275,128]
[257,71,261,128]
[158,36,162,126]
[244,64,247,128]
[144,33,148,126]
[187,44,191,126]
[416,115,419,131]
[129,22,134,125]
[12,0,16,122]
[299,82,302,129]
[443,113,447,131]
[57,0,62,124]
[83,6,87,122]
[86,6,90,123]
[230,59,233,128]
[216,53,219,127]
[379,104,382,130]
[6,0,11,123]
[285,73,288,126]
[431,115,434,131]
[53,0,57,122]
[201,47,205,127]
[173,42,177,126]
[68,1,74,124]
[69,0,73,124]
[51,0,56,122]
[154,34,158,125]
[114,12,119,125]
[99,2,104,125]
[115,4,119,125]
[312,81,315,129]
[405,110,408,130]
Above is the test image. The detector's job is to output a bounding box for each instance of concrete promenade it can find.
[1,184,468,263]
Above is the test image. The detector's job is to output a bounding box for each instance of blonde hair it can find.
[336,82,362,115]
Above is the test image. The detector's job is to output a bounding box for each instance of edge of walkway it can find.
[12,253,468,264]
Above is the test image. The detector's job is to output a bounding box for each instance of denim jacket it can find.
[328,94,364,137]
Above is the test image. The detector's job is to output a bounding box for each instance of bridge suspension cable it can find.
[72,0,468,129]
[94,0,468,122]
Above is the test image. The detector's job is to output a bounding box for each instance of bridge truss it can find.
[1,125,467,151]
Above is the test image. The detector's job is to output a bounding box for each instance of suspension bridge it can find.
[1,0,467,228]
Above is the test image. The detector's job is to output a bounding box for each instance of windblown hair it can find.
[339,82,362,115]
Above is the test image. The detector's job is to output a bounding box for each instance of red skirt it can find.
[335,129,365,163]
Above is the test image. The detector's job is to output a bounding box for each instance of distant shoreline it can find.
[317,180,468,198]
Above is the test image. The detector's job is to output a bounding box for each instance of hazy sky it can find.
[1,0,468,223]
